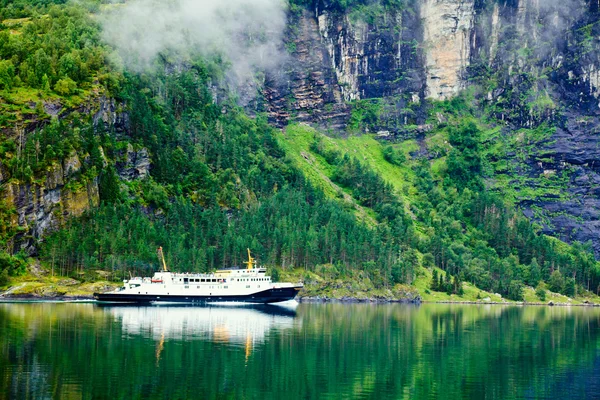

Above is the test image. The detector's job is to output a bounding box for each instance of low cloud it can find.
[101,0,288,100]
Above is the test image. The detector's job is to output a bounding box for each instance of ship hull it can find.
[93,286,301,304]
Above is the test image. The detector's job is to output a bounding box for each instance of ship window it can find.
[224,286,228,289]
[246,285,250,288]
[185,285,189,289]
[197,286,200,288]
[201,279,206,282]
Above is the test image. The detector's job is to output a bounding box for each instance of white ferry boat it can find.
[94,248,303,304]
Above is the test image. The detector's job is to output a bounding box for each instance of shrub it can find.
[535,284,546,301]
[507,280,524,301]
[54,77,77,96]
[548,270,565,294]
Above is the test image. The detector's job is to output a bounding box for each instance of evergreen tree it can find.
[431,269,439,291]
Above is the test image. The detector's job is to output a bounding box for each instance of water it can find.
[1,302,599,400]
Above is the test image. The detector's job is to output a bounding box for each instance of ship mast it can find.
[244,248,255,270]
[157,246,169,272]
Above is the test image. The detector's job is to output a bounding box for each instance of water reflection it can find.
[1,303,600,400]
[101,304,298,343]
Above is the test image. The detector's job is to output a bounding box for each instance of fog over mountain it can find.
[101,0,288,98]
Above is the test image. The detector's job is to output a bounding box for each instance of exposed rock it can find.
[421,0,475,100]
[63,152,82,178]
[116,144,151,181]
[265,4,426,134]
[5,176,99,255]
[43,101,63,116]
[92,96,130,134]
[264,9,350,130]
[57,278,80,286]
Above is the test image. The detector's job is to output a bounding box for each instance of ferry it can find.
[93,248,303,304]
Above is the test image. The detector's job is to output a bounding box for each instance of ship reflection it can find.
[98,304,298,346]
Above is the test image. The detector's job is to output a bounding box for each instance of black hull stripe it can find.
[93,287,300,304]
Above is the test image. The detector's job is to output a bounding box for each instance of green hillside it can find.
[1,0,600,303]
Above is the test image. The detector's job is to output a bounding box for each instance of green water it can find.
[1,302,599,399]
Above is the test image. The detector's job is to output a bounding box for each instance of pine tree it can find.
[431,269,439,291]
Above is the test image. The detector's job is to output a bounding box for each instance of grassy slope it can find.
[277,123,600,305]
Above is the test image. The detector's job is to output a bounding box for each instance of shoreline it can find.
[1,293,598,307]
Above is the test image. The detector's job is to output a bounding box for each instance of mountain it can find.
[1,0,600,301]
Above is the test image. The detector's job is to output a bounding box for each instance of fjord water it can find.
[1,303,599,399]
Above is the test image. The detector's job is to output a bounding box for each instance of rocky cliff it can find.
[2,155,99,255]
[265,0,600,254]
[0,95,149,255]
[266,2,427,133]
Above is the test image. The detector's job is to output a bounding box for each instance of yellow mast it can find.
[157,246,168,272]
[244,248,255,270]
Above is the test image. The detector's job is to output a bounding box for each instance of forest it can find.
[0,0,599,301]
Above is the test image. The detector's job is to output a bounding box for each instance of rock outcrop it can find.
[116,144,150,182]
[266,2,427,132]
[0,92,135,255]
[3,154,99,254]
[421,0,475,100]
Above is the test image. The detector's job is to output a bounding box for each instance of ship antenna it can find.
[157,247,168,272]
[244,248,255,270]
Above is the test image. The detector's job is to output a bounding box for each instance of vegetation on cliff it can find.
[1,0,600,303]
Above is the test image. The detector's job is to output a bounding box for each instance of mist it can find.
[101,0,288,100]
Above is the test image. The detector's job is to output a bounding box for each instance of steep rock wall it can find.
[264,9,349,130]
[266,2,427,133]
[2,154,99,255]
[421,0,475,100]
[0,96,146,255]
[468,0,600,253]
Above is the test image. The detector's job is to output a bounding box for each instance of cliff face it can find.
[421,0,475,100]
[0,96,148,255]
[265,0,600,254]
[266,2,427,132]
[469,0,600,253]
[2,154,99,255]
